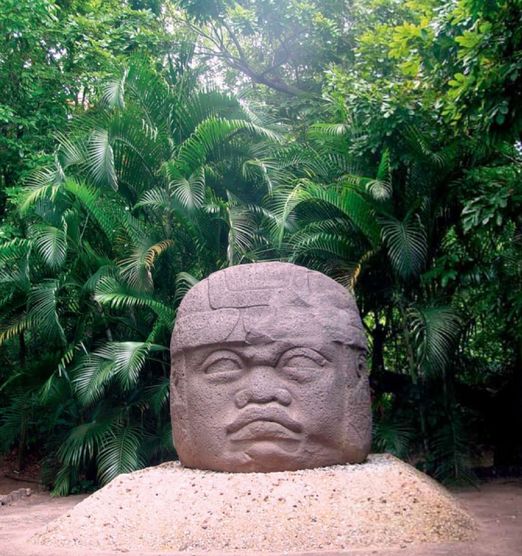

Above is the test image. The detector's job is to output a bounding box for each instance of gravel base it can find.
[34,454,476,553]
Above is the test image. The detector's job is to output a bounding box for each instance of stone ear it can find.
[355,350,368,379]
[170,352,190,455]
[170,353,185,397]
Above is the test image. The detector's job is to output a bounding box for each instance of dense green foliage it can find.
[1,0,521,493]
[0,0,170,206]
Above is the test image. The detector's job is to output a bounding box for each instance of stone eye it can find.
[203,356,242,375]
[278,349,326,382]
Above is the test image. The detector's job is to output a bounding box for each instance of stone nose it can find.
[234,367,292,408]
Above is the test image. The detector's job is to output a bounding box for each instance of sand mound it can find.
[34,454,475,553]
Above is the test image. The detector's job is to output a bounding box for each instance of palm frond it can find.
[0,313,33,346]
[308,122,350,138]
[267,184,305,247]
[112,341,166,390]
[87,129,118,190]
[19,166,64,213]
[73,351,118,406]
[135,187,172,211]
[366,149,392,200]
[102,69,128,110]
[55,418,115,470]
[0,394,33,451]
[94,277,175,324]
[31,224,68,269]
[64,178,122,241]
[295,180,381,247]
[291,231,354,260]
[143,377,171,415]
[56,132,87,169]
[97,423,144,485]
[119,239,173,291]
[168,167,205,210]
[74,341,167,406]
[51,466,75,497]
[380,213,427,279]
[241,158,288,193]
[0,238,31,265]
[373,418,414,458]
[403,125,451,169]
[141,420,174,460]
[0,239,31,289]
[173,90,242,137]
[27,280,66,344]
[39,371,63,404]
[175,271,199,302]
[171,117,281,178]
[82,264,118,293]
[408,305,461,376]
[431,416,475,485]
[226,200,260,265]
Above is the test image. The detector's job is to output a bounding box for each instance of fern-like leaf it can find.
[31,224,68,269]
[94,277,175,324]
[97,424,144,485]
[87,129,118,190]
[102,69,128,110]
[408,305,461,376]
[380,213,427,279]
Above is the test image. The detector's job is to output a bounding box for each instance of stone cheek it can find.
[170,261,372,472]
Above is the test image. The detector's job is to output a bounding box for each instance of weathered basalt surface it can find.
[170,261,372,472]
[34,454,475,553]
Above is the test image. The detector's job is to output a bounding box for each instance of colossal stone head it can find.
[170,262,371,472]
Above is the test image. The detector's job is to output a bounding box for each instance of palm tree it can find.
[0,60,283,493]
[264,122,466,478]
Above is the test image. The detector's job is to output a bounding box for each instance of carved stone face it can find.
[170,262,371,472]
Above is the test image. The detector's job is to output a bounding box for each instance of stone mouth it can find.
[228,420,301,442]
[226,408,303,436]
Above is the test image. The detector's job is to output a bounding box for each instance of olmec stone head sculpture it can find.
[170,262,371,472]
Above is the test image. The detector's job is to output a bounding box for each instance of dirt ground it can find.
[0,473,521,556]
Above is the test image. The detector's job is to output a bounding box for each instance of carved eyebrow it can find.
[193,343,334,368]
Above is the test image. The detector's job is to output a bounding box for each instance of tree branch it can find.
[176,13,316,98]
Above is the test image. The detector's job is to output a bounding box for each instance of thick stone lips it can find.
[226,407,303,435]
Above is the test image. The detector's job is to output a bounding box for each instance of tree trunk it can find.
[493,333,522,467]
[19,332,26,367]
[371,320,385,375]
[16,414,27,472]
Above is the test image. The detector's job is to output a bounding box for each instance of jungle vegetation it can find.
[0,0,521,494]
